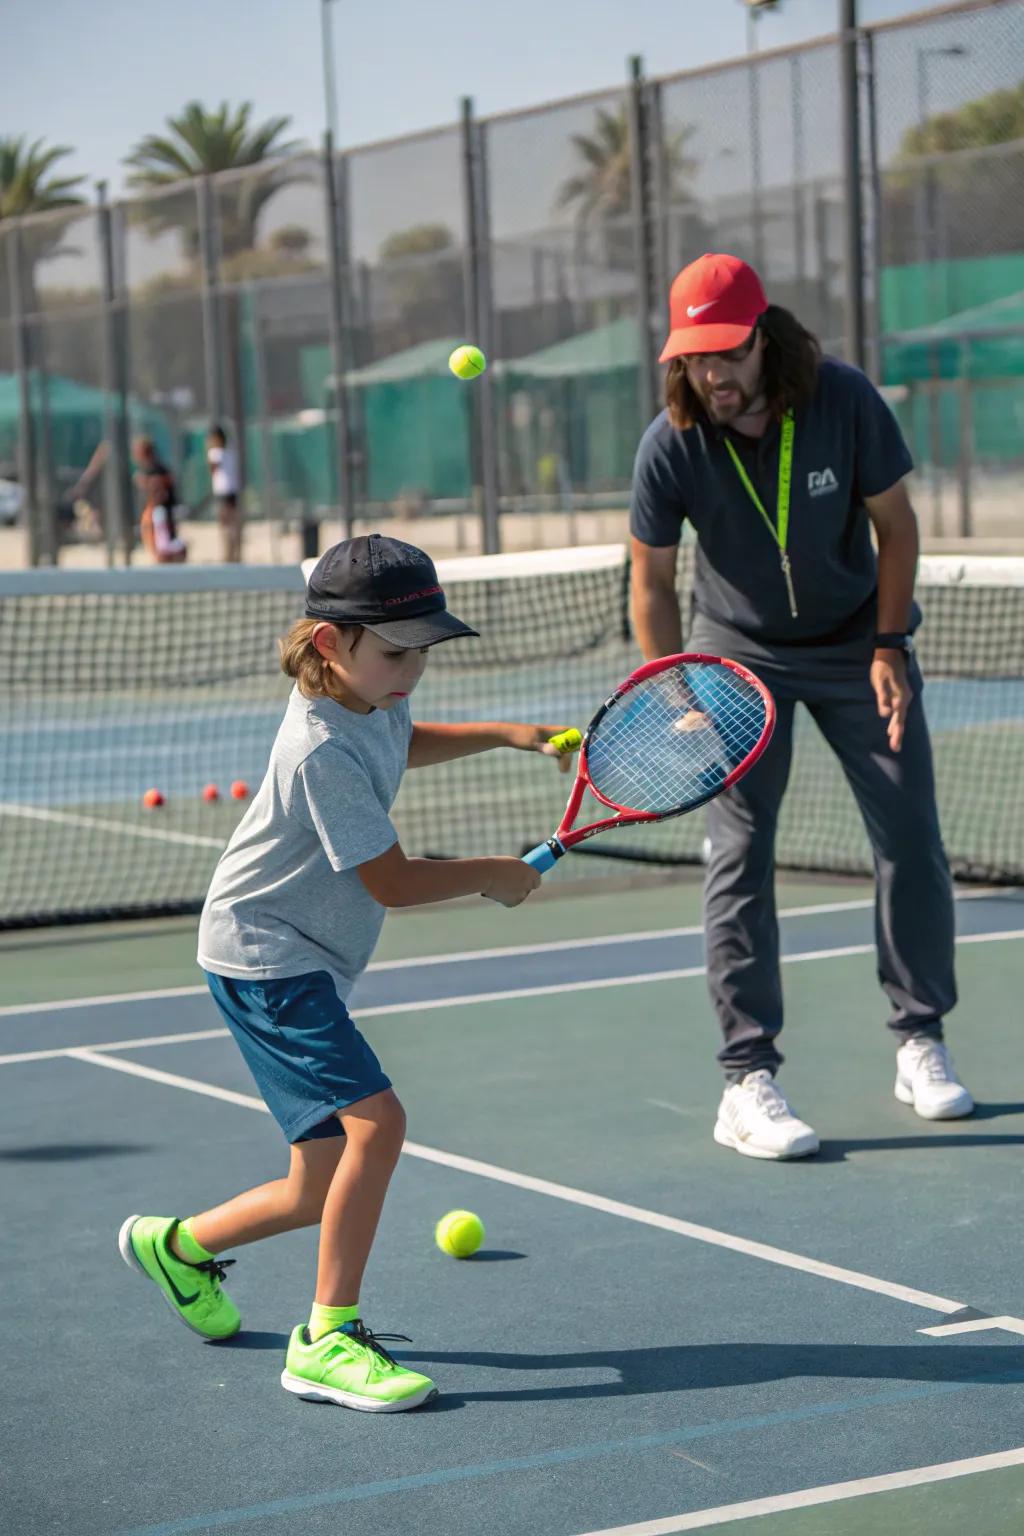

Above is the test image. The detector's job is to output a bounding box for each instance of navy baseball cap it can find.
[304,534,478,649]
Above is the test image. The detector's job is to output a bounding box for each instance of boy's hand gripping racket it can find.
[524,653,776,873]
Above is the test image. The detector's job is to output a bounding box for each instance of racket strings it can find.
[585,664,767,814]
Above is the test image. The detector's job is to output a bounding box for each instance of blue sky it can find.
[6,0,957,195]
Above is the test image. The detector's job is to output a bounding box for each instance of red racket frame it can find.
[544,652,776,856]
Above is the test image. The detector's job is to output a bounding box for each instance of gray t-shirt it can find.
[198,686,412,999]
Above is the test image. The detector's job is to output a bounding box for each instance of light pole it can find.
[321,0,341,149]
[741,1,778,270]
[916,44,967,135]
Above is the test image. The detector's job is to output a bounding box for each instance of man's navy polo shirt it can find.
[629,357,914,645]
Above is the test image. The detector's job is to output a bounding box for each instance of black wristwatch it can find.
[874,632,914,654]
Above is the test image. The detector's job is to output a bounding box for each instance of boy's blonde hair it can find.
[279,617,362,700]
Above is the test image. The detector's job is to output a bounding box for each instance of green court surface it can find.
[0,868,840,1007]
[3,870,1023,1536]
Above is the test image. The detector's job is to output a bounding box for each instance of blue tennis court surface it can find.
[3,875,1023,1535]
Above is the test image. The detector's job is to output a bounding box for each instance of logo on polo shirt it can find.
[808,467,839,498]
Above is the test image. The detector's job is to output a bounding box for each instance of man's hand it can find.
[871,650,911,753]
[674,708,711,733]
[508,724,577,774]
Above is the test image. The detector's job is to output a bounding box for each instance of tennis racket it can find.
[523,653,776,873]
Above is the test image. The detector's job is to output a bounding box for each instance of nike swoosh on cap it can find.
[686,302,716,318]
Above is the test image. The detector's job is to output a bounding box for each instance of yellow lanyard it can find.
[723,410,798,618]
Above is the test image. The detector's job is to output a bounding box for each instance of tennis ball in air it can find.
[142,787,165,809]
[448,344,486,380]
[202,783,220,803]
[230,780,249,800]
[435,1209,485,1259]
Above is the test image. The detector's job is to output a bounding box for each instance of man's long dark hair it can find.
[665,304,821,430]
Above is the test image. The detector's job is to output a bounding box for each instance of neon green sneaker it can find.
[281,1322,438,1412]
[118,1215,241,1341]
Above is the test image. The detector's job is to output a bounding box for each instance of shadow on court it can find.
[812,1126,1024,1160]
[391,1341,1024,1404]
[0,1141,153,1162]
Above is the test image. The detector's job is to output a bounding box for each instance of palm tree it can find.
[556,105,697,243]
[123,101,304,261]
[0,137,88,318]
[0,136,87,221]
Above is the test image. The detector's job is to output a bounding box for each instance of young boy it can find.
[118,534,571,1413]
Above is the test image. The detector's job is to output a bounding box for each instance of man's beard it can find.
[697,377,765,424]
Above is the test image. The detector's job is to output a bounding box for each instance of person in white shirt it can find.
[207,424,242,563]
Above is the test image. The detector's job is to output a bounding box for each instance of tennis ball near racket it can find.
[435,1209,485,1259]
[448,344,486,380]
[548,728,582,756]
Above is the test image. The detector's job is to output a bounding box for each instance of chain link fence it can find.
[0,0,1020,563]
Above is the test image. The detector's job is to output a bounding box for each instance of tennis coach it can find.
[629,253,973,1160]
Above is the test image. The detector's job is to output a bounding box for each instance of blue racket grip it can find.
[522,840,562,874]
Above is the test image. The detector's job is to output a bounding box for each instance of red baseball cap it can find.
[659,253,768,362]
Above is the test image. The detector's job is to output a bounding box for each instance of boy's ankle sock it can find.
[171,1218,215,1265]
[308,1302,360,1343]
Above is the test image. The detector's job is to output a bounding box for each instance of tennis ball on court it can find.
[202,783,220,803]
[435,1209,485,1259]
[142,787,165,809]
[230,780,249,800]
[449,344,486,380]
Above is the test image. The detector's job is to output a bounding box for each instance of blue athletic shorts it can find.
[204,970,392,1144]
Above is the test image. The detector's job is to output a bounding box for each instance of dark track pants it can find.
[691,623,957,1081]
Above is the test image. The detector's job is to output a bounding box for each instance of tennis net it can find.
[1,545,1021,927]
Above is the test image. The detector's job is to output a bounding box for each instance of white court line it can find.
[0,984,207,1019]
[3,930,1023,1067]
[572,1446,1024,1535]
[921,1316,1024,1338]
[0,801,224,850]
[366,886,1010,971]
[66,1047,965,1314]
[0,887,1013,1019]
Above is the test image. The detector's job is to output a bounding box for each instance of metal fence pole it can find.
[97,183,132,566]
[748,52,765,271]
[248,283,278,538]
[7,224,40,565]
[627,55,658,432]
[956,357,973,539]
[460,96,500,555]
[791,56,808,299]
[647,78,671,308]
[324,130,355,543]
[863,29,884,383]
[839,0,866,367]
[197,174,224,425]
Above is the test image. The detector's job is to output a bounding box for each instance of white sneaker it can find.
[713,1070,820,1160]
[895,1037,974,1120]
